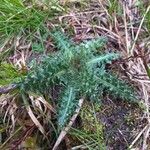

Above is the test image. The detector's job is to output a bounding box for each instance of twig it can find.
[129,125,148,149]
[123,4,130,55]
[130,5,150,55]
[0,84,17,95]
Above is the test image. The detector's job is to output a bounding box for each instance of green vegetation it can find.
[0,29,137,149]
[0,0,63,38]
[0,62,22,86]
[15,31,135,129]
[137,1,150,32]
[0,0,149,149]
[70,104,106,150]
[107,0,122,16]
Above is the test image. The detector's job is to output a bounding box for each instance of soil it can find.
[99,98,145,150]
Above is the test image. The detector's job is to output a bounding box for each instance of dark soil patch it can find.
[98,98,145,150]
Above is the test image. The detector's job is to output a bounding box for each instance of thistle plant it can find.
[17,30,135,129]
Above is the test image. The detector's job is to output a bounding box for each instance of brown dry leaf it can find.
[26,105,45,135]
[37,96,56,113]
[29,94,56,113]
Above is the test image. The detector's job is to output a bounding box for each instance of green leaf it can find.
[32,43,44,53]
[86,53,119,65]
[58,87,77,128]
[97,73,136,101]
[82,37,107,52]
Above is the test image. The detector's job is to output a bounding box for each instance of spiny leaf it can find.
[58,87,77,128]
[97,73,135,101]
[81,37,107,52]
[50,30,74,51]
[86,53,119,65]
